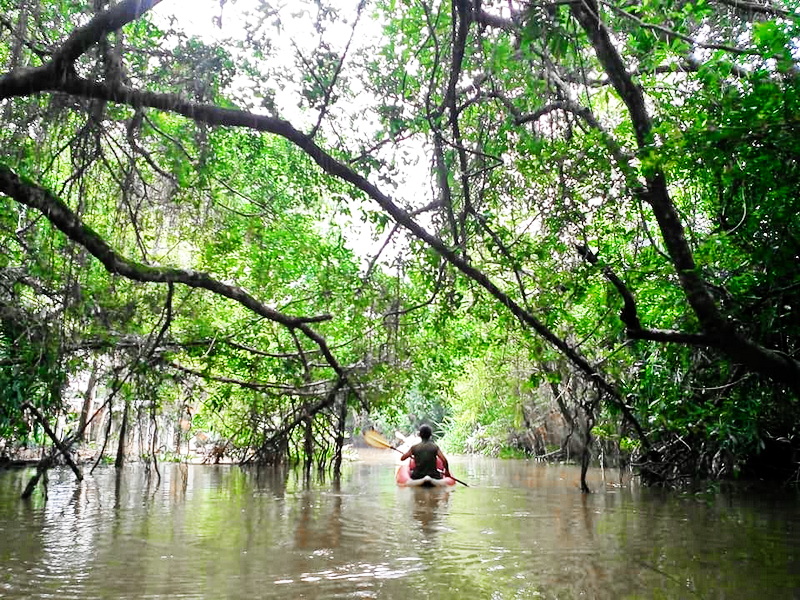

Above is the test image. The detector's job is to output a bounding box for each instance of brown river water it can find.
[1,449,798,599]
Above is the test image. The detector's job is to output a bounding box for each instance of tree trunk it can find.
[77,361,98,442]
[115,400,129,469]
[303,413,313,476]
[333,391,347,479]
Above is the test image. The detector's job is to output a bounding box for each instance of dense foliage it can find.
[0,0,798,488]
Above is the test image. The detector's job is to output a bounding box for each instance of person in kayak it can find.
[400,424,451,480]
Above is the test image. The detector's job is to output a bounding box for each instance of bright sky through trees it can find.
[151,0,427,264]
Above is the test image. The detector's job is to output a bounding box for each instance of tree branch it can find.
[711,0,798,19]
[0,164,361,387]
[21,402,83,481]
[53,0,165,68]
[600,1,758,57]
[166,360,338,395]
[577,244,716,345]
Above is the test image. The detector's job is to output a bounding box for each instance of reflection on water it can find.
[0,451,799,599]
[408,487,451,537]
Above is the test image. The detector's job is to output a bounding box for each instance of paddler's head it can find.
[419,424,432,440]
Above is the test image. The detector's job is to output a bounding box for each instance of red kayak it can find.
[396,457,456,487]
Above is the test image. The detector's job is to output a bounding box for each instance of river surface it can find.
[1,450,799,599]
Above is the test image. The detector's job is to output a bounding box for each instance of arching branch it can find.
[0,164,361,397]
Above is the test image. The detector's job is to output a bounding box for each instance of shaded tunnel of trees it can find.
[1,0,799,494]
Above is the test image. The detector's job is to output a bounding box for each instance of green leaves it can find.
[751,20,792,62]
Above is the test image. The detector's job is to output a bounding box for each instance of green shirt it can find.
[411,440,441,479]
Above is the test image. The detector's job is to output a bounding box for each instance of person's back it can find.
[401,424,450,481]
[410,440,441,479]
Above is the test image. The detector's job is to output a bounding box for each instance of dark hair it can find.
[419,424,432,440]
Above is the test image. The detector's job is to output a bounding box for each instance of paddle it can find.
[363,429,469,487]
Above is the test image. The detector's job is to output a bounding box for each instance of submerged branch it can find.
[21,402,83,482]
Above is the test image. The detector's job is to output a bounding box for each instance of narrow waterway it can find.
[1,451,798,599]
